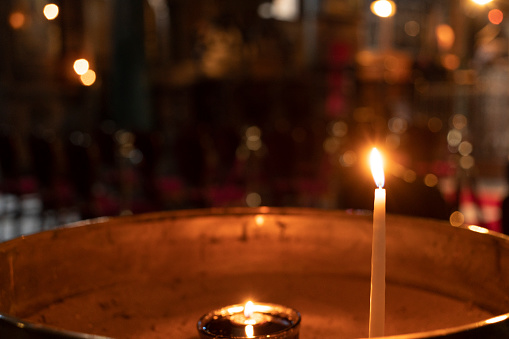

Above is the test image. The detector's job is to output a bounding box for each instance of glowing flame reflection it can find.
[255,215,265,226]
[245,324,254,338]
[467,225,489,234]
[486,314,509,324]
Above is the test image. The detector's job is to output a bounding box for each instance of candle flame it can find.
[245,324,255,338]
[370,148,385,188]
[244,301,254,318]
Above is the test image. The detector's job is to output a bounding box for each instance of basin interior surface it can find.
[1,207,509,338]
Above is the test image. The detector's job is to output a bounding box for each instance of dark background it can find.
[1,0,508,238]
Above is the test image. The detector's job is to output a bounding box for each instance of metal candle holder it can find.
[0,208,508,338]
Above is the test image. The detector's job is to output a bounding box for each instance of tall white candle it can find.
[369,148,386,338]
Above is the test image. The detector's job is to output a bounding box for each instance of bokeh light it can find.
[459,155,475,170]
[452,114,467,130]
[128,149,143,165]
[245,138,262,151]
[388,117,408,134]
[370,0,396,18]
[449,211,465,226]
[246,192,262,207]
[436,24,455,51]
[447,129,462,147]
[424,173,438,187]
[43,4,59,20]
[339,150,357,167]
[1,0,506,237]
[246,126,261,140]
[245,126,262,151]
[271,0,299,21]
[80,69,96,86]
[9,12,25,29]
[384,55,399,71]
[404,20,420,37]
[488,9,503,25]
[73,59,90,75]
[458,141,473,156]
[428,117,443,133]
[442,54,460,70]
[331,121,348,137]
[257,3,272,19]
[403,169,416,183]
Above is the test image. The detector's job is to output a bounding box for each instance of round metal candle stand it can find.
[0,207,508,338]
[197,302,301,338]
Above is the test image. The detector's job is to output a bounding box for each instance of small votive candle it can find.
[197,301,301,338]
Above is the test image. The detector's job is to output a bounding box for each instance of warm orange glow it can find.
[370,0,396,18]
[370,148,385,188]
[436,24,455,51]
[43,4,59,20]
[80,69,96,86]
[245,324,254,338]
[9,12,25,29]
[424,174,438,187]
[255,215,265,226]
[259,206,270,213]
[230,301,271,327]
[488,9,503,25]
[442,54,460,70]
[472,0,493,4]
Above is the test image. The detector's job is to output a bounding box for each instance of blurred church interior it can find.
[1,0,509,240]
